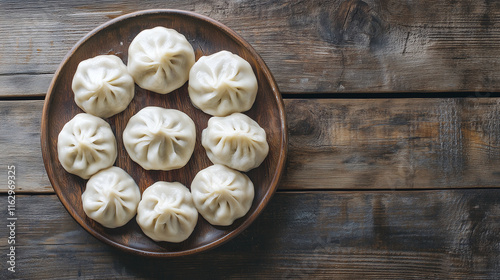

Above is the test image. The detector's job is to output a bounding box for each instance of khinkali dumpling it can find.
[188,50,258,116]
[127,26,195,94]
[202,113,268,172]
[136,182,198,243]
[82,166,141,228]
[57,113,117,179]
[72,55,135,118]
[123,106,196,171]
[191,165,254,226]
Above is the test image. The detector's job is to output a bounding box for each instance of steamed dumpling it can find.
[202,113,268,172]
[136,182,198,243]
[188,50,258,116]
[57,113,117,179]
[82,166,141,228]
[72,55,135,118]
[123,107,196,171]
[191,165,254,226]
[127,26,195,94]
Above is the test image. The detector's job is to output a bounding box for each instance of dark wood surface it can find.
[2,191,500,279]
[5,98,500,193]
[3,0,500,95]
[2,0,500,278]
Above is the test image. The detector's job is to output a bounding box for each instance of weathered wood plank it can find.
[284,98,500,190]
[1,191,500,279]
[0,101,51,192]
[3,98,500,193]
[0,74,52,97]
[2,0,500,95]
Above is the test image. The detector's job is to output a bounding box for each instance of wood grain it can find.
[284,98,500,190]
[3,97,500,193]
[0,74,52,97]
[1,192,500,279]
[2,0,500,95]
[0,101,51,192]
[3,1,500,279]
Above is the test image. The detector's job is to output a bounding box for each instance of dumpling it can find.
[127,26,195,94]
[191,164,254,226]
[57,113,117,179]
[72,55,135,118]
[188,50,258,116]
[123,106,196,171]
[202,113,269,172]
[82,166,141,228]
[136,182,198,243]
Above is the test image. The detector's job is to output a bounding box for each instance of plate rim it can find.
[41,9,288,257]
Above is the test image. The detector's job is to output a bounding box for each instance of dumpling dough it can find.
[136,182,198,243]
[202,113,269,172]
[188,50,258,116]
[123,107,196,171]
[191,164,254,226]
[82,166,141,228]
[127,26,195,94]
[57,113,117,179]
[72,55,135,118]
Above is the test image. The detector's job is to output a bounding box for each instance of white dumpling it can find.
[136,182,198,243]
[127,26,195,94]
[123,107,196,171]
[57,113,117,179]
[72,55,135,118]
[188,50,258,116]
[82,166,141,228]
[191,165,254,226]
[202,113,269,172]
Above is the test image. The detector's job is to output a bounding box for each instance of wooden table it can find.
[2,0,500,278]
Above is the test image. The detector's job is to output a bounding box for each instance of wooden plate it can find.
[41,9,287,257]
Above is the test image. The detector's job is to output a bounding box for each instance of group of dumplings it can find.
[57,26,269,243]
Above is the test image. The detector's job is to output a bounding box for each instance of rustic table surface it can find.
[2,0,500,279]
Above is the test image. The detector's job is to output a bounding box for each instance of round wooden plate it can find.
[41,9,287,257]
